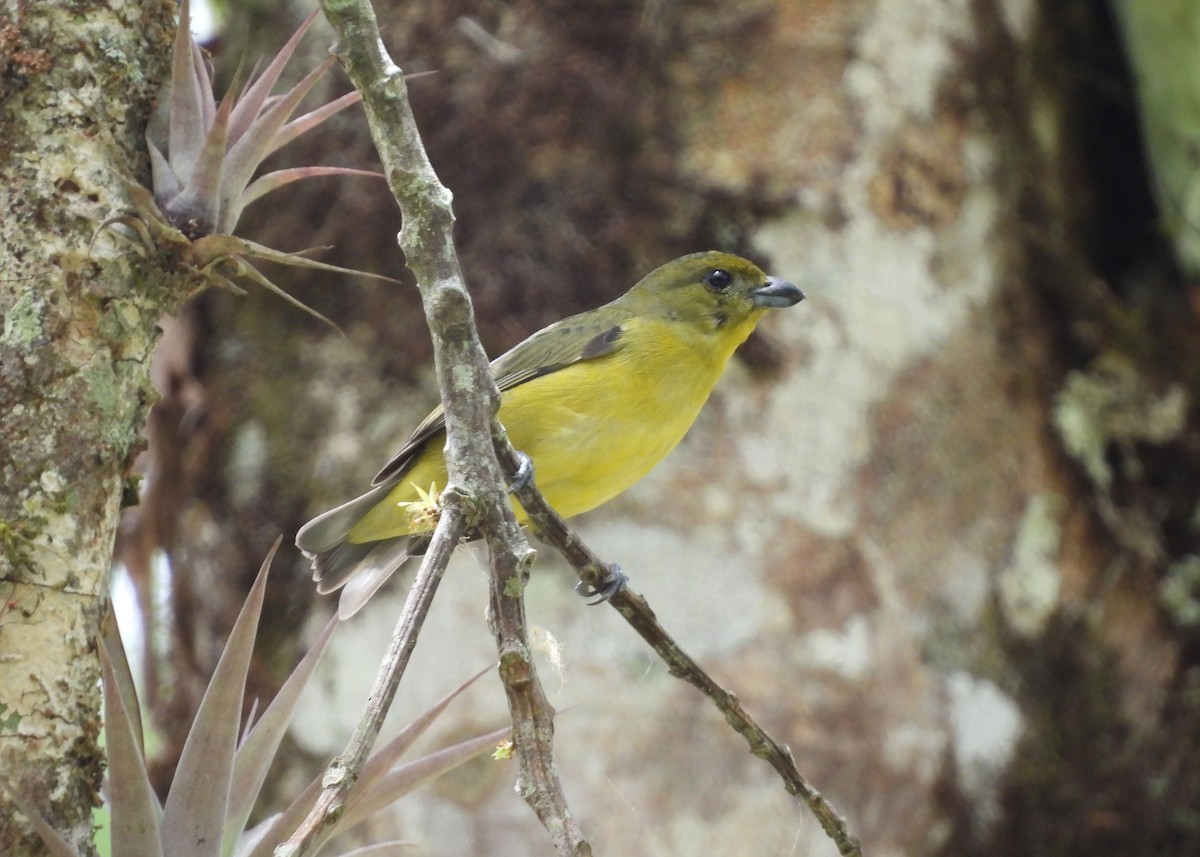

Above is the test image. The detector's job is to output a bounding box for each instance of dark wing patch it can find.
[371,419,443,485]
[580,325,624,359]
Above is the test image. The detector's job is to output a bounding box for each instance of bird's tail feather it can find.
[298,475,438,617]
[295,481,396,554]
[311,539,393,592]
[335,539,414,619]
[307,533,436,619]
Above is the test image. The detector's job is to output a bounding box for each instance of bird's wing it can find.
[371,315,628,485]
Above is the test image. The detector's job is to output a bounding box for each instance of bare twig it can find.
[309,0,589,853]
[483,507,593,856]
[279,501,466,856]
[493,440,864,857]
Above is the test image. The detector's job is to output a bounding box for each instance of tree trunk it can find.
[0,2,175,853]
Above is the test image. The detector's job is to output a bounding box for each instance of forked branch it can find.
[306,0,588,854]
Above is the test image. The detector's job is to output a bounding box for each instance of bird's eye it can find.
[704,269,733,291]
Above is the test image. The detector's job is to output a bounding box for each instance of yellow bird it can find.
[297,251,804,617]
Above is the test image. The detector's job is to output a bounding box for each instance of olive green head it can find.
[623,251,804,333]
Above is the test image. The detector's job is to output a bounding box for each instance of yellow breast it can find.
[348,313,754,543]
[501,317,728,517]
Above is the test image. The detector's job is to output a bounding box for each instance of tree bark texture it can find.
[0,1,174,854]
[135,1,1200,855]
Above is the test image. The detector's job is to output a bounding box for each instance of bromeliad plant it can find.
[8,542,507,857]
[109,0,393,324]
[148,0,372,239]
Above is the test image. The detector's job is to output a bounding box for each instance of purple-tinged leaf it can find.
[268,73,434,158]
[217,57,336,232]
[163,90,233,235]
[234,817,272,857]
[239,697,259,750]
[101,602,144,758]
[226,10,320,144]
[354,664,494,800]
[222,615,339,855]
[241,166,382,208]
[100,642,164,857]
[0,783,81,857]
[239,774,322,857]
[168,0,206,184]
[160,539,277,857]
[334,841,418,856]
[191,38,216,133]
[338,725,510,833]
[268,90,363,157]
[240,667,495,857]
[186,234,402,310]
[247,728,507,857]
[235,56,267,107]
[148,137,181,202]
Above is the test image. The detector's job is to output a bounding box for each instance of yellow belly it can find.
[501,355,710,517]
[347,316,744,543]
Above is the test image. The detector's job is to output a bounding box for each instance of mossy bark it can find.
[0,1,176,853]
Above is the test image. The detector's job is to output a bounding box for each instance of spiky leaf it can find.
[241,666,500,857]
[160,540,276,856]
[152,2,376,237]
[100,643,164,857]
[339,724,511,832]
[222,615,339,856]
[226,11,320,142]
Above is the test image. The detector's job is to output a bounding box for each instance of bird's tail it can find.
[295,481,397,555]
[325,534,435,619]
[328,538,412,619]
[300,536,420,619]
[297,482,423,619]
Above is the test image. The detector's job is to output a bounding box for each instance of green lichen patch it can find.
[1053,354,1188,489]
[1,291,47,351]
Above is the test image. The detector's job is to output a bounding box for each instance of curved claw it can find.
[574,564,628,605]
[509,451,534,493]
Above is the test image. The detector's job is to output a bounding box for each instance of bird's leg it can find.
[508,450,535,493]
[575,563,628,605]
[505,449,626,603]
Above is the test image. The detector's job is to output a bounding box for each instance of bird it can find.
[296,251,804,618]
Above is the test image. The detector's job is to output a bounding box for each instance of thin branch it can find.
[483,504,593,856]
[492,440,864,857]
[311,0,589,853]
[279,500,467,856]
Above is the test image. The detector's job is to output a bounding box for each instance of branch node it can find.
[320,761,349,788]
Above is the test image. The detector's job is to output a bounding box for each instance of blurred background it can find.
[115,0,1200,854]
